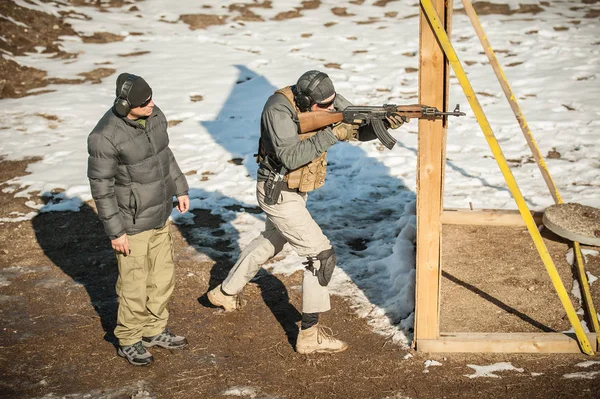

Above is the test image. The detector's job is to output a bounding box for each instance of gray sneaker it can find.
[117,341,154,366]
[142,328,188,349]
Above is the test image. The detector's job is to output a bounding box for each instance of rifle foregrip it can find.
[371,119,396,150]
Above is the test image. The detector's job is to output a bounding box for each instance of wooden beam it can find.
[415,0,451,343]
[442,208,544,226]
[418,332,598,353]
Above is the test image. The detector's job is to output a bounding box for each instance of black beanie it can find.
[296,70,335,104]
[115,73,152,108]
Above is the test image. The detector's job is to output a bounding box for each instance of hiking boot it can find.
[208,284,244,311]
[142,328,188,349]
[296,324,348,354]
[117,341,154,366]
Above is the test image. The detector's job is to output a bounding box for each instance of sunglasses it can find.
[138,95,153,108]
[315,94,336,109]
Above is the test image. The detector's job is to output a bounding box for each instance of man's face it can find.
[128,95,154,119]
[310,93,336,112]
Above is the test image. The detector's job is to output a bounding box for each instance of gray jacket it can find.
[257,90,377,181]
[257,91,348,181]
[87,106,189,239]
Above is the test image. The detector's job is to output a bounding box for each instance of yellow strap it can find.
[420,0,593,355]
[574,241,600,348]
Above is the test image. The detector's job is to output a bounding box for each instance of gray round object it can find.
[542,203,600,246]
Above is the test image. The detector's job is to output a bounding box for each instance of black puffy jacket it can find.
[87,106,188,239]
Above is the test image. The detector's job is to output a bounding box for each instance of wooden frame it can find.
[413,1,597,354]
[419,332,598,353]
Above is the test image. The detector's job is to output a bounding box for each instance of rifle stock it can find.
[298,111,343,134]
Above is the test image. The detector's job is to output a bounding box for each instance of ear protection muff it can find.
[114,74,138,117]
[295,72,328,112]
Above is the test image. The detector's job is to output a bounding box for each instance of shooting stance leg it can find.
[221,218,286,295]
[258,182,347,353]
[258,182,332,314]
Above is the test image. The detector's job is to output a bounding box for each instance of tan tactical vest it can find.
[275,86,328,193]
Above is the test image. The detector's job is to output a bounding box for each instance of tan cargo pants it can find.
[114,223,175,346]
[221,181,333,313]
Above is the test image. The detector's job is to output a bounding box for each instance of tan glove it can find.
[332,122,359,141]
[385,113,409,130]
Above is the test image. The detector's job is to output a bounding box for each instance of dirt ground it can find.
[1,161,600,399]
[441,224,600,334]
[2,1,600,398]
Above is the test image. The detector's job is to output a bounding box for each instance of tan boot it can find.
[296,324,348,354]
[207,284,244,311]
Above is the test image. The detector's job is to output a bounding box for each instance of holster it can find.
[263,156,287,206]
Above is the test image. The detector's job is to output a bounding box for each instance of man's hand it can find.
[111,234,130,256]
[332,122,359,141]
[386,113,409,130]
[177,195,190,213]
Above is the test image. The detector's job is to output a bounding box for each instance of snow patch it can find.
[464,362,524,379]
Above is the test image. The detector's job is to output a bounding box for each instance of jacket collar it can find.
[112,106,158,128]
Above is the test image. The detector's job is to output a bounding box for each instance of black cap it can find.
[296,70,335,104]
[115,73,152,108]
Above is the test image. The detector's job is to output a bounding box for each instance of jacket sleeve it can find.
[262,102,337,170]
[87,132,125,239]
[167,148,189,197]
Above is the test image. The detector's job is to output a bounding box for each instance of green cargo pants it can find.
[114,223,175,346]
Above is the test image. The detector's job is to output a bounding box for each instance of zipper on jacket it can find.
[144,122,156,223]
[131,188,140,225]
[144,121,168,223]
[142,116,169,225]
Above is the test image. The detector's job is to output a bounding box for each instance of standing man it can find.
[208,70,405,354]
[88,73,190,366]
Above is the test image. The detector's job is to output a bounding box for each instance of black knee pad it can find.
[304,248,336,286]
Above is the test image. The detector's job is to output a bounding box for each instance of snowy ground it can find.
[1,0,599,346]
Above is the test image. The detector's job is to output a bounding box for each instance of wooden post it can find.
[414,0,452,346]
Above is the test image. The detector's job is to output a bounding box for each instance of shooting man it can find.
[207,70,406,353]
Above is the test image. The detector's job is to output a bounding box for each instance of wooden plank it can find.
[415,0,450,342]
[418,332,598,353]
[442,208,544,226]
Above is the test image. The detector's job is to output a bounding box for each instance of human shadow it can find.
[195,65,419,338]
[185,65,305,344]
[31,188,302,348]
[32,194,119,345]
[442,270,554,332]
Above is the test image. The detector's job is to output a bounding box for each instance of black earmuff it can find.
[114,74,138,117]
[295,72,328,112]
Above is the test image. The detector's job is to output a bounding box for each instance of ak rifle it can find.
[298,104,466,150]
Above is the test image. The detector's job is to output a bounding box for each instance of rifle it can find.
[297,104,466,150]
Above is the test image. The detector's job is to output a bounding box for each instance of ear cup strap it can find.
[304,72,327,98]
[114,74,138,117]
[118,75,137,104]
[295,72,329,112]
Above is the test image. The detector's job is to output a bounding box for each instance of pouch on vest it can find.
[275,86,329,193]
